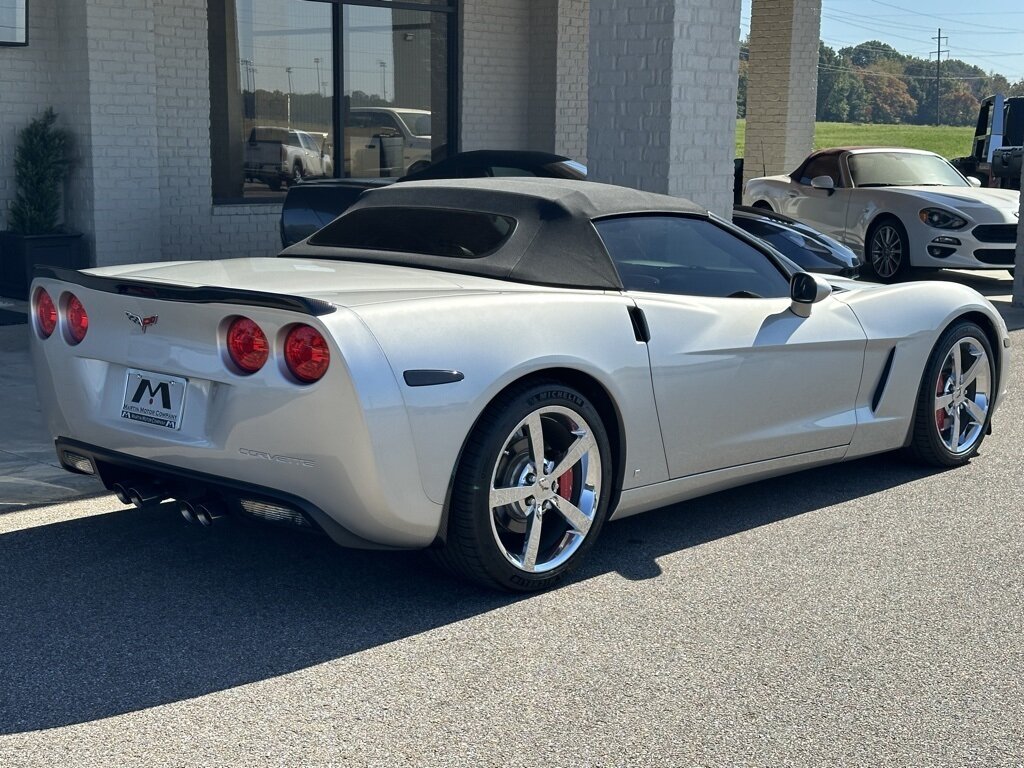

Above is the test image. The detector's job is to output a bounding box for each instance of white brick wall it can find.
[588,0,741,216]
[555,0,589,163]
[461,0,531,151]
[83,0,162,266]
[744,0,822,181]
[1,0,279,269]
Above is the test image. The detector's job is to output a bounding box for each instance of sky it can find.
[740,0,1024,85]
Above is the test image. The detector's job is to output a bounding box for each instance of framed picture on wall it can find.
[0,0,28,46]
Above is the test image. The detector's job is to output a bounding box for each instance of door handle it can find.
[787,191,799,198]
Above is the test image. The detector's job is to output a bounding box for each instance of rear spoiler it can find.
[34,266,337,317]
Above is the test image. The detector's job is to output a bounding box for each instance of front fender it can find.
[835,281,1009,458]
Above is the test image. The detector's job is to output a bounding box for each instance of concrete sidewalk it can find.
[0,306,104,512]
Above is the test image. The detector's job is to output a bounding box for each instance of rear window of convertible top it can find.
[307,206,516,259]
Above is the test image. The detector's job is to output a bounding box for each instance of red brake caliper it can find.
[935,373,947,432]
[557,469,574,501]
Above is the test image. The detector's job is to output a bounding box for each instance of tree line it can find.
[737,40,1024,125]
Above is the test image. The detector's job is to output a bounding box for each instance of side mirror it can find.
[967,176,982,188]
[790,272,832,318]
[810,175,836,194]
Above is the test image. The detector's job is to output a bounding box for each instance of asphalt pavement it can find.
[0,271,1022,766]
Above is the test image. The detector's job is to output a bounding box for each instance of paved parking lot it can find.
[1,271,1021,767]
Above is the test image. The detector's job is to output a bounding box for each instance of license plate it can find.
[120,368,188,431]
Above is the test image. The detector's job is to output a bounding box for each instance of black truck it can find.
[951,94,1023,190]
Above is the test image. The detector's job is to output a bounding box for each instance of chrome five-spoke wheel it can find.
[488,405,602,574]
[910,322,995,466]
[932,336,991,455]
[437,382,611,592]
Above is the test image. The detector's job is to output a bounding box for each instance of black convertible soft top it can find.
[286,178,708,290]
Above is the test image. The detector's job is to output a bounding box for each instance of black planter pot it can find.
[0,231,87,301]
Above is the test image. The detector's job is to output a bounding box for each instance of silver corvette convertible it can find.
[31,179,1010,591]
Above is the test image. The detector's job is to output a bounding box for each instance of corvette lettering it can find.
[239,448,316,468]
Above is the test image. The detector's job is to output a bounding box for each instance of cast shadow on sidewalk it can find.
[0,452,943,735]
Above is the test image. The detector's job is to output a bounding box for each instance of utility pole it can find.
[286,66,293,128]
[932,28,948,126]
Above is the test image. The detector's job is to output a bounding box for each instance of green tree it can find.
[839,40,904,69]
[860,66,918,123]
[7,108,73,235]
[941,83,980,126]
[817,43,852,121]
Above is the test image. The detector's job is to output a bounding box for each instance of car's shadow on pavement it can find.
[0,450,948,735]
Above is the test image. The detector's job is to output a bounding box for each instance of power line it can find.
[816,63,1003,82]
[867,0,1024,33]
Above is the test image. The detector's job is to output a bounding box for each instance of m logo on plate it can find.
[131,378,171,410]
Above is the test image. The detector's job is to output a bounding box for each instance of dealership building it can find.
[0,0,825,268]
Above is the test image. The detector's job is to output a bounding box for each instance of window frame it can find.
[210,0,459,206]
[593,212,795,299]
[0,0,28,46]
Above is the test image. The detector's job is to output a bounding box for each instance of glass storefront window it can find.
[210,0,333,202]
[341,4,448,178]
[210,0,453,203]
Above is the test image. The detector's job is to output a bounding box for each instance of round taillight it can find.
[284,324,330,383]
[35,288,57,339]
[226,316,269,373]
[66,293,89,344]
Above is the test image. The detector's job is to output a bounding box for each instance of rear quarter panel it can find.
[351,290,669,507]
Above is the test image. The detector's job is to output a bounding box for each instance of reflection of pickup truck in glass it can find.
[244,127,333,191]
[345,108,431,178]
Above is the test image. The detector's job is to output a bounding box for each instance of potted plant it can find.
[0,108,86,300]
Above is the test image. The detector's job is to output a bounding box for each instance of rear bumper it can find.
[56,437,403,550]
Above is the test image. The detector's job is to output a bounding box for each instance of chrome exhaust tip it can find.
[127,484,164,509]
[112,482,133,506]
[179,499,198,524]
[194,500,226,527]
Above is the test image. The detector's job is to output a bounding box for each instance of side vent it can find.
[628,305,650,343]
[871,347,897,412]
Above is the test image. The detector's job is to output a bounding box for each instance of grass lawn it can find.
[735,120,974,161]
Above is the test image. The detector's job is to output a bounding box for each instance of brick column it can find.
[588,0,742,217]
[743,0,822,183]
[54,0,162,267]
[554,0,590,164]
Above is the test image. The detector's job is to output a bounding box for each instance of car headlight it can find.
[919,208,967,229]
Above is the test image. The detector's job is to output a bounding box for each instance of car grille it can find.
[973,249,1016,265]
[972,224,1018,244]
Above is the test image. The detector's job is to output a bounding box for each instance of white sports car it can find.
[31,179,1010,591]
[743,147,1020,281]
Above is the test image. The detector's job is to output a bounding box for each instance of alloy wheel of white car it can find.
[909,322,995,466]
[868,219,908,282]
[437,381,611,592]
